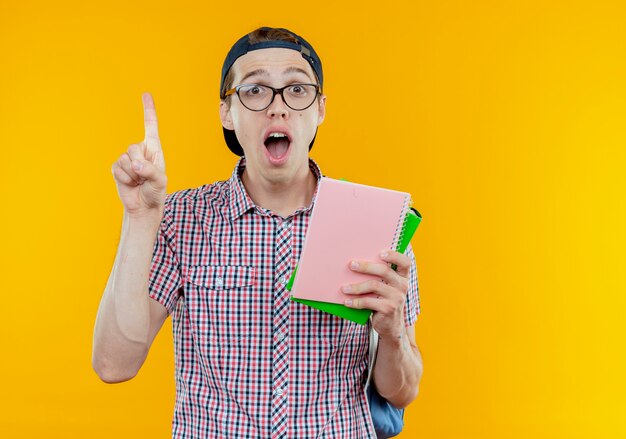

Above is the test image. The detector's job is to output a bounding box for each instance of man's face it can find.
[220,48,326,184]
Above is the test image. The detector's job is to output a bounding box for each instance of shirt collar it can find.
[228,157,323,221]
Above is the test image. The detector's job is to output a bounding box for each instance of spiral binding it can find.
[391,195,413,251]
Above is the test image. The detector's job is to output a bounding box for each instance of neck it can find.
[241,161,317,218]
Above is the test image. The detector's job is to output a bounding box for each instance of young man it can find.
[93,27,423,438]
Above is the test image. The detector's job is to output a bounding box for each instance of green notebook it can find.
[287,207,422,325]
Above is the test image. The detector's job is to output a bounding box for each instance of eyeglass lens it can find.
[237,84,318,111]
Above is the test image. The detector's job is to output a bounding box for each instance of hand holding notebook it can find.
[288,177,421,324]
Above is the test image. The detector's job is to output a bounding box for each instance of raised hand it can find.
[111,93,168,218]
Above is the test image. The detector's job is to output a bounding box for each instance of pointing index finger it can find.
[142,92,161,149]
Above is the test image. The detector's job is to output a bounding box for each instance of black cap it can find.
[220,27,323,156]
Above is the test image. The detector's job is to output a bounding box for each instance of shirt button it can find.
[215,277,223,287]
[275,387,284,396]
[282,221,290,229]
[279,276,287,285]
[277,332,287,341]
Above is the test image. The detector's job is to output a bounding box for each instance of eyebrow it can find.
[283,67,314,81]
[240,69,268,84]
[239,67,315,84]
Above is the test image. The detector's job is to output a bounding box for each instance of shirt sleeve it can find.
[148,199,182,314]
[403,243,421,327]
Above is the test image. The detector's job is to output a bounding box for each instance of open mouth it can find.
[264,131,291,160]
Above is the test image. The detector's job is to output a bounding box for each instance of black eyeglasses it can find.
[224,83,320,111]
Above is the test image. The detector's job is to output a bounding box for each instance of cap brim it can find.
[223,128,244,156]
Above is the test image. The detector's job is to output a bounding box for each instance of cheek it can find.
[231,112,255,135]
[229,115,257,148]
[298,109,316,123]
[295,115,319,146]
[230,109,243,127]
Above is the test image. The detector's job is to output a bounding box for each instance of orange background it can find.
[1,1,625,437]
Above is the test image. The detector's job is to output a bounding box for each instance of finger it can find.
[118,153,143,185]
[380,250,412,277]
[142,92,162,151]
[127,143,146,163]
[112,162,137,186]
[348,260,405,291]
[341,278,398,300]
[130,158,167,191]
[344,296,393,314]
[152,149,166,172]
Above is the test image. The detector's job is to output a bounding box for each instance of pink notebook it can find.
[290,177,412,304]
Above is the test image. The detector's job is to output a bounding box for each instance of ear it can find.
[316,94,326,126]
[220,100,234,130]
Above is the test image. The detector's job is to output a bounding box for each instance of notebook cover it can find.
[289,208,422,325]
[289,177,411,305]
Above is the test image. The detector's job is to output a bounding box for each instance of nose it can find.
[266,91,289,119]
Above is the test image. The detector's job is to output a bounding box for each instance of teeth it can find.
[268,132,287,138]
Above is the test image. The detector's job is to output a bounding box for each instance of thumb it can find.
[131,159,167,189]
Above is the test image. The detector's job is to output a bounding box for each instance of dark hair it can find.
[220,28,300,102]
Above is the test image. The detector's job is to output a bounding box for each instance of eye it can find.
[240,85,267,97]
[287,84,307,96]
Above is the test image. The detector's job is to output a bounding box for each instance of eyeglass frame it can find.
[223,83,321,112]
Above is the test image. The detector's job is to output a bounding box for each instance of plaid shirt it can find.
[148,158,420,438]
